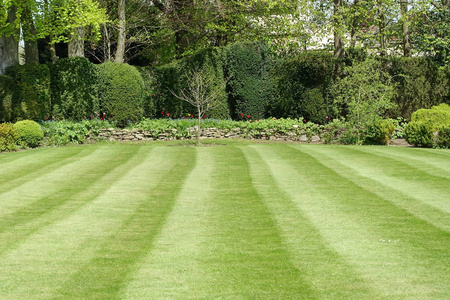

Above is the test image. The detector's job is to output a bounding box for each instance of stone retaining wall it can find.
[98,127,324,143]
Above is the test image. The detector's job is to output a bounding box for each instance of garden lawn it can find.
[0,141,448,299]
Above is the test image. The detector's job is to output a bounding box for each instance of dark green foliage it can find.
[363,119,395,145]
[50,57,98,120]
[0,122,18,152]
[136,67,158,119]
[0,75,14,122]
[5,64,51,121]
[14,120,44,148]
[153,47,229,119]
[269,51,336,123]
[225,41,275,120]
[436,125,450,148]
[96,62,145,128]
[383,57,449,119]
[405,104,450,147]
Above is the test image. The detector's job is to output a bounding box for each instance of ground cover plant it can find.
[0,141,448,299]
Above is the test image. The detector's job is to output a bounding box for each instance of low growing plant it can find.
[14,120,43,148]
[0,123,18,152]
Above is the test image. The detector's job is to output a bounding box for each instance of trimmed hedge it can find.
[96,62,145,128]
[225,41,275,120]
[14,120,44,148]
[269,51,336,123]
[5,64,51,122]
[50,57,98,120]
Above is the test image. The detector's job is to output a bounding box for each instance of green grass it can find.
[0,141,448,299]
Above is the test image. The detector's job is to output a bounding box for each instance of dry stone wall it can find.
[98,128,324,143]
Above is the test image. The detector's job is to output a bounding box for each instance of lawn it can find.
[0,140,449,299]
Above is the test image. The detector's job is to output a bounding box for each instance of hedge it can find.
[50,57,98,120]
[0,75,14,122]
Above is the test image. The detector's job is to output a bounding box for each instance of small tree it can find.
[170,68,226,144]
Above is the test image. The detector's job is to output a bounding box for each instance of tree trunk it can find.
[334,0,345,58]
[68,27,85,57]
[22,5,40,64]
[400,0,411,57]
[377,0,386,56]
[0,5,19,74]
[115,0,126,63]
[350,0,360,48]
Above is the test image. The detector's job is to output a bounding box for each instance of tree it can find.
[170,68,226,144]
[114,0,126,62]
[0,3,19,74]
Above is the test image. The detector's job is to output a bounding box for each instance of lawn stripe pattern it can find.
[0,142,448,299]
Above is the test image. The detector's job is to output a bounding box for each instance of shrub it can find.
[405,104,450,147]
[363,119,395,145]
[14,120,44,148]
[225,41,276,120]
[269,51,335,123]
[5,64,51,121]
[0,75,14,122]
[383,56,449,119]
[96,62,144,128]
[50,57,98,120]
[0,123,18,152]
[436,125,450,148]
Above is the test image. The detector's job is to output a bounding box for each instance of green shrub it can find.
[50,57,98,120]
[436,125,450,148]
[41,119,113,146]
[0,75,14,122]
[5,64,51,121]
[363,119,395,145]
[14,120,44,148]
[136,66,157,119]
[96,62,144,128]
[404,122,434,147]
[383,56,449,119]
[0,123,18,152]
[269,51,335,123]
[225,41,276,120]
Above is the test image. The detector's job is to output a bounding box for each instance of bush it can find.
[383,56,449,119]
[363,119,395,145]
[436,125,450,148]
[0,123,18,152]
[225,41,276,120]
[50,57,98,120]
[41,119,113,146]
[0,75,14,122]
[96,62,144,128]
[404,122,434,147]
[269,51,335,123]
[5,64,51,121]
[14,120,44,148]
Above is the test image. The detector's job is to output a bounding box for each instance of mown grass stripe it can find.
[0,146,95,192]
[240,145,375,299]
[0,144,144,255]
[254,144,449,299]
[122,147,215,299]
[51,146,196,299]
[297,145,450,232]
[194,145,313,299]
[0,145,189,299]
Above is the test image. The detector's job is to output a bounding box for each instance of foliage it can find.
[153,47,229,119]
[404,103,450,147]
[363,119,395,145]
[0,75,14,122]
[0,122,17,152]
[40,118,113,146]
[436,125,450,148]
[269,51,336,123]
[225,41,276,120]
[50,57,98,120]
[332,57,397,128]
[13,119,44,148]
[384,56,449,119]
[136,66,157,118]
[95,62,144,128]
[5,64,51,121]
